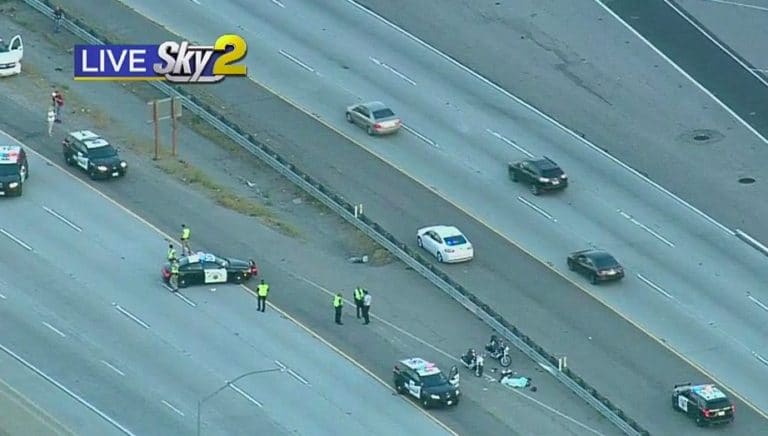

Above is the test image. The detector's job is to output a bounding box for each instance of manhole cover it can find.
[678,129,724,145]
[739,177,756,184]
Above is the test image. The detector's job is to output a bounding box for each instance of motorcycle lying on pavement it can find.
[485,335,512,367]
[460,348,484,377]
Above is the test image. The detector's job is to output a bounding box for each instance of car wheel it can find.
[367,126,374,136]
[421,395,430,409]
[178,277,189,288]
[590,274,599,285]
[14,185,22,197]
[65,154,73,166]
[695,417,705,427]
[567,259,575,271]
[511,171,518,182]
[453,398,460,406]
[88,168,97,180]
[233,273,244,284]
[530,184,540,195]
[417,236,423,248]
[671,397,678,411]
[395,382,406,395]
[436,252,444,263]
[345,112,353,123]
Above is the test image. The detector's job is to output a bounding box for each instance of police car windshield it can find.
[0,163,18,176]
[420,372,448,388]
[88,145,117,159]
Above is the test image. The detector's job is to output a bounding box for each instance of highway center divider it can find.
[22,1,649,434]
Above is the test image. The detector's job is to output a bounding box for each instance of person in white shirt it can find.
[362,291,372,325]
[47,107,56,136]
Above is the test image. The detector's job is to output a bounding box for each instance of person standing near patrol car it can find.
[167,243,177,262]
[256,279,269,312]
[353,286,365,319]
[169,259,180,292]
[333,293,344,325]
[180,224,191,255]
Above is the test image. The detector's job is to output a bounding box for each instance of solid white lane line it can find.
[753,352,768,367]
[0,293,6,300]
[113,304,150,329]
[287,369,310,386]
[42,322,66,338]
[278,49,315,73]
[747,294,768,312]
[189,0,201,4]
[665,0,768,83]
[170,290,197,307]
[229,384,263,407]
[617,210,675,248]
[0,228,33,251]
[517,196,556,222]
[100,360,126,376]
[401,124,438,147]
[636,274,674,299]
[368,57,417,86]
[734,229,768,256]
[274,360,287,371]
[161,400,185,416]
[0,342,136,436]
[485,128,534,158]
[43,206,83,232]
[593,0,768,147]
[699,0,768,11]
[271,0,286,8]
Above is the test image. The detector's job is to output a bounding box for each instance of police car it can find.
[0,145,29,197]
[672,383,734,426]
[393,357,460,409]
[62,130,127,179]
[161,252,258,288]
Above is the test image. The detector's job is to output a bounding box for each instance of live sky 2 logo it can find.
[73,35,247,83]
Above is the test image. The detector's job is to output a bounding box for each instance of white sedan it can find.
[416,225,474,263]
[0,35,23,77]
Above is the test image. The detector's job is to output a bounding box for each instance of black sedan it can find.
[567,249,624,284]
[161,252,258,288]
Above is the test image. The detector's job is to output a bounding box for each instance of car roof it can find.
[181,252,224,264]
[0,145,22,164]
[528,157,560,170]
[574,249,614,260]
[691,384,728,401]
[361,101,388,111]
[398,357,442,376]
[427,225,463,238]
[69,130,101,142]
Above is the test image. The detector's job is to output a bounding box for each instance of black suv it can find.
[63,130,127,180]
[393,357,459,409]
[0,145,29,197]
[672,383,734,426]
[508,157,567,195]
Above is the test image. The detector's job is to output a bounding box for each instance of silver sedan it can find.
[345,101,402,136]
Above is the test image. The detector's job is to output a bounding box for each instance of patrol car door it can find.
[406,373,422,399]
[74,143,89,170]
[677,393,690,413]
[203,262,227,284]
[8,35,23,60]
[180,262,204,285]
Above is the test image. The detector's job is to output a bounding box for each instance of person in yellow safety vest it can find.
[167,243,177,262]
[333,293,344,325]
[257,280,269,312]
[180,224,191,255]
[169,260,180,292]
[353,287,365,319]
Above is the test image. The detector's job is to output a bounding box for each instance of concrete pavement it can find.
[60,0,768,423]
[0,5,618,435]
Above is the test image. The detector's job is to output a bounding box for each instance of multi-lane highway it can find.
[0,134,453,436]
[96,0,768,421]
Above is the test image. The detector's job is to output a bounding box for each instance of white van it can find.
[0,35,24,77]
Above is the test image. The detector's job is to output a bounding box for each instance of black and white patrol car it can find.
[672,383,734,426]
[62,130,127,179]
[161,252,258,288]
[393,357,460,409]
[0,145,29,197]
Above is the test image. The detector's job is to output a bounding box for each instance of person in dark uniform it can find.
[333,293,344,325]
[353,286,365,319]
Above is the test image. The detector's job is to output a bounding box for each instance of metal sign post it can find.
[146,97,183,159]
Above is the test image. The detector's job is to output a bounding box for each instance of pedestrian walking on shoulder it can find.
[353,286,365,319]
[169,259,180,292]
[51,91,64,123]
[180,224,191,255]
[46,107,56,137]
[257,280,269,312]
[53,6,64,33]
[167,243,177,262]
[362,290,372,325]
[333,293,344,325]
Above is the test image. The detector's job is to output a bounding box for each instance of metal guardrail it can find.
[21,1,648,434]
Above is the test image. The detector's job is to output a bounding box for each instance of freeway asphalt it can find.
[42,0,767,433]
[87,0,768,421]
[0,8,620,435]
[0,139,452,435]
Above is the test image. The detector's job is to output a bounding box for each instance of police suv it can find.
[62,130,127,179]
[393,357,460,409]
[0,145,29,197]
[672,383,734,426]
